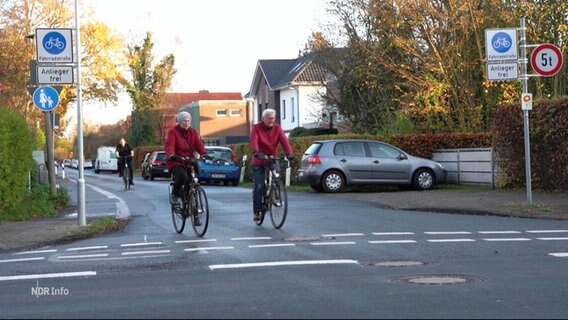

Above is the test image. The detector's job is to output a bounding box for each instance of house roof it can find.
[161,91,243,109]
[250,54,327,95]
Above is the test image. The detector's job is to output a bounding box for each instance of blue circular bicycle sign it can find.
[491,32,512,53]
[42,31,67,54]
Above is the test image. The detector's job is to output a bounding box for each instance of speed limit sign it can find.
[530,43,563,76]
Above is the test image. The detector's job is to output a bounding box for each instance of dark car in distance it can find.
[297,139,447,193]
[198,146,240,186]
[141,151,171,180]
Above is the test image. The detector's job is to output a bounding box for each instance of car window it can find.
[206,148,233,162]
[155,153,166,161]
[334,142,366,157]
[304,143,322,155]
[368,142,400,159]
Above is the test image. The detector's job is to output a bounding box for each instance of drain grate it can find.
[392,274,486,285]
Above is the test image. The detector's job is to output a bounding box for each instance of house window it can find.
[216,109,227,117]
[282,99,286,119]
[203,138,220,146]
[291,97,295,122]
[230,109,242,117]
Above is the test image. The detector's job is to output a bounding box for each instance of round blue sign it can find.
[32,86,60,112]
[491,32,512,53]
[42,31,67,55]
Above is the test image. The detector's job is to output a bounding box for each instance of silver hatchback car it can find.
[297,139,447,193]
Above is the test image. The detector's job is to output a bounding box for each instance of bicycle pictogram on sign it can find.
[42,31,67,55]
[492,32,512,53]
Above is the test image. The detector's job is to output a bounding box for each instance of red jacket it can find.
[165,125,207,170]
[249,122,293,166]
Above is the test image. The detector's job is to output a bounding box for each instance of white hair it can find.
[262,108,276,118]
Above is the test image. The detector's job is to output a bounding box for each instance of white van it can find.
[94,146,118,173]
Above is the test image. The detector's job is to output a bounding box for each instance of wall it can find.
[297,86,326,129]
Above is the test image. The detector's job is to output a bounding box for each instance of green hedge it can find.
[0,108,35,213]
[492,97,568,191]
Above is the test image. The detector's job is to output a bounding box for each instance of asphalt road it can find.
[1,171,567,319]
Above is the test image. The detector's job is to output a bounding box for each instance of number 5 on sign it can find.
[530,43,563,76]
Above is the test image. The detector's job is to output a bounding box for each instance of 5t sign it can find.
[531,44,563,76]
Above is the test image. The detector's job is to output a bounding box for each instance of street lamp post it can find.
[74,0,86,226]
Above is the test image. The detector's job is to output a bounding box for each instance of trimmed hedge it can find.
[0,108,35,213]
[230,132,492,184]
[492,97,568,191]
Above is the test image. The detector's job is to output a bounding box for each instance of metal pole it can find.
[520,17,532,204]
[75,0,86,225]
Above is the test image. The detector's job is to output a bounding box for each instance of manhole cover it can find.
[392,274,486,285]
[374,261,426,267]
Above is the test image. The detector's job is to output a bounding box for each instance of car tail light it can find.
[152,160,161,165]
[308,155,322,165]
[232,153,237,163]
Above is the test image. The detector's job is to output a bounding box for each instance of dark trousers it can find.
[171,165,188,197]
[118,157,133,181]
[252,162,280,213]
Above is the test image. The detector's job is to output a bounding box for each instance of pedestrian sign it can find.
[32,86,59,112]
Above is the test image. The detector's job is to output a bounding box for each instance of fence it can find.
[432,148,501,188]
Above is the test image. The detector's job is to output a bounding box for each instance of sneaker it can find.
[193,216,202,226]
[129,180,134,185]
[118,172,123,178]
[169,194,180,206]
[253,212,261,221]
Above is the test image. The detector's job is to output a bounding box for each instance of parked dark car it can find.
[297,139,447,193]
[141,151,170,180]
[198,146,240,186]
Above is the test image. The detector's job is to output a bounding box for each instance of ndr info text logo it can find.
[31,281,70,298]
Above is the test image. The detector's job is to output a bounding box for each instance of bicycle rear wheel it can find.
[190,187,209,237]
[170,185,186,233]
[269,180,287,229]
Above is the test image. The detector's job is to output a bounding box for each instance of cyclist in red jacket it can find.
[249,108,294,222]
[165,111,207,211]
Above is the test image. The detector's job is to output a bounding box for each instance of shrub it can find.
[0,108,35,213]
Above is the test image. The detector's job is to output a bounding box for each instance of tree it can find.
[124,32,176,147]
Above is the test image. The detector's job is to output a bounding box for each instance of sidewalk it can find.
[0,176,127,253]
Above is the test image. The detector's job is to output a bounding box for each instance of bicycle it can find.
[119,156,132,190]
[256,156,289,229]
[168,156,209,237]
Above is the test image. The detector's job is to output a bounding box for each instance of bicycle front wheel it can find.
[123,166,129,190]
[171,203,186,234]
[269,180,287,229]
[190,187,209,237]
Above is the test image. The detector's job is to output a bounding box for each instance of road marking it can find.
[175,239,217,244]
[427,239,476,243]
[184,246,234,252]
[121,242,163,247]
[372,232,415,236]
[0,257,45,263]
[85,182,130,219]
[249,243,296,248]
[231,237,272,241]
[322,233,365,237]
[14,249,57,255]
[0,271,96,281]
[59,253,109,259]
[537,237,568,241]
[122,250,170,256]
[310,241,356,246]
[549,253,568,258]
[66,246,109,251]
[526,230,568,234]
[478,231,521,234]
[209,259,359,270]
[368,240,416,244]
[482,238,532,242]
[425,231,472,235]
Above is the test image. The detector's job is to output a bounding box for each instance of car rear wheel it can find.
[321,170,345,193]
[150,172,155,181]
[232,180,239,186]
[412,168,435,191]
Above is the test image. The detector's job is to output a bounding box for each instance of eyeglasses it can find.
[180,119,191,122]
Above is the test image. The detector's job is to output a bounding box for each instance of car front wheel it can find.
[412,168,435,191]
[321,170,345,193]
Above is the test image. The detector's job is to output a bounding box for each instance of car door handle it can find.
[340,159,347,163]
[373,160,380,164]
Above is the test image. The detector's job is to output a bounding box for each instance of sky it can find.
[75,0,331,125]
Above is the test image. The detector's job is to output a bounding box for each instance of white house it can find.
[246,54,339,134]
